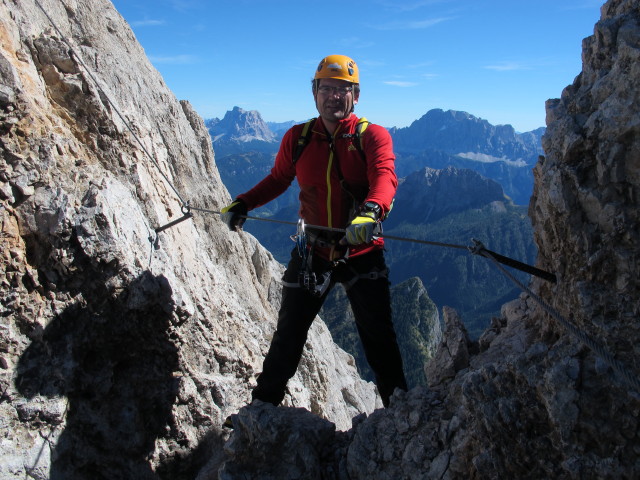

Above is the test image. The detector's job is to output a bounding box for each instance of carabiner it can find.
[293,218,307,258]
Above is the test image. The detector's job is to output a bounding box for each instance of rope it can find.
[190,206,471,250]
[189,206,298,227]
[33,0,189,208]
[476,246,640,393]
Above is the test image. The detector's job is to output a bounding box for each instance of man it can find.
[221,54,407,408]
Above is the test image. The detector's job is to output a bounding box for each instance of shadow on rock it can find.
[15,271,180,480]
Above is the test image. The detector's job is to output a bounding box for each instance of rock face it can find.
[0,0,379,478]
[533,0,640,346]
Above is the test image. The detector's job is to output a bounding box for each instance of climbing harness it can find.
[341,265,389,290]
[34,0,638,394]
[285,217,389,295]
[287,218,344,297]
[290,218,329,296]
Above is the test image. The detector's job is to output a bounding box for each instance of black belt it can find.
[305,229,344,249]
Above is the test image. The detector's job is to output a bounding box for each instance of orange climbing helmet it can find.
[314,54,359,84]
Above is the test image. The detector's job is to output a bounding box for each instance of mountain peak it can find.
[394,108,542,158]
[208,106,276,143]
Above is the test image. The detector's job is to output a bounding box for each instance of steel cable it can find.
[477,247,640,393]
[34,0,189,208]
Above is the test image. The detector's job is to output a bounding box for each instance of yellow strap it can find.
[298,118,314,145]
[326,149,334,227]
[356,117,369,150]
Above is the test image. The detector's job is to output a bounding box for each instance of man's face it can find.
[314,78,359,126]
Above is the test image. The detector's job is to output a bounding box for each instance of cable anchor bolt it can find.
[468,238,486,255]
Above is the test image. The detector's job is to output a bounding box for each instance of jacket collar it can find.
[315,114,358,136]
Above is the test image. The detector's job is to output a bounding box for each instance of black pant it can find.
[252,248,407,407]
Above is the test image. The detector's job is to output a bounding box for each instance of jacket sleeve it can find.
[361,124,397,217]
[236,128,297,210]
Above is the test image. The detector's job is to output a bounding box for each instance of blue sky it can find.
[111,0,602,132]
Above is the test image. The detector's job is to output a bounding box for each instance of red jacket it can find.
[238,114,397,258]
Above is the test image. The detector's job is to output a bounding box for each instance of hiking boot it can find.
[222,400,261,429]
[222,414,234,429]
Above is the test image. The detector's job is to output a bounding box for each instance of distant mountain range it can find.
[207,106,543,205]
[390,109,543,165]
[390,109,544,205]
[381,170,535,338]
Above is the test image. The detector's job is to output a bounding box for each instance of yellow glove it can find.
[344,212,379,245]
[221,199,247,231]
